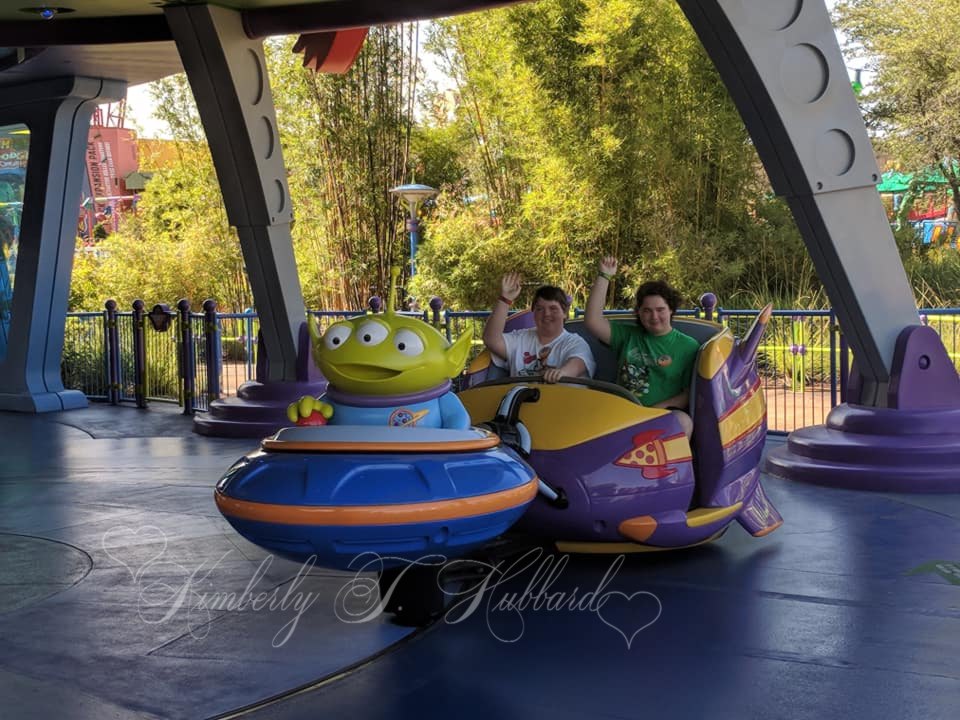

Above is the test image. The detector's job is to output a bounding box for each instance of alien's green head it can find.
[312,268,472,396]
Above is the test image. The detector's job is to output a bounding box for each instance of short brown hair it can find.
[636,280,683,316]
[532,285,570,312]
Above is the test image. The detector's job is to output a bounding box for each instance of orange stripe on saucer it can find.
[215,477,538,526]
[262,432,501,454]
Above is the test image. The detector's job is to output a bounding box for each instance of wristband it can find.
[498,295,514,306]
[598,271,614,282]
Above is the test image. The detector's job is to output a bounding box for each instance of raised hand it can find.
[500,272,523,302]
[599,256,618,277]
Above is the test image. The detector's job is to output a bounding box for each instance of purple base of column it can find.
[767,325,960,493]
[192,378,328,438]
[765,403,960,492]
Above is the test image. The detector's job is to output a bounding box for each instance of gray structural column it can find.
[0,76,124,412]
[165,4,304,383]
[677,0,919,405]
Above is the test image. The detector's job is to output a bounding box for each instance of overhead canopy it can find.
[877,167,954,194]
[0,0,523,89]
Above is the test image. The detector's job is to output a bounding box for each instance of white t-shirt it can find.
[492,328,596,378]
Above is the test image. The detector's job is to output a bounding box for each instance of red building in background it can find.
[81,102,143,240]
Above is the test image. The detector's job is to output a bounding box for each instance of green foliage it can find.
[902,243,960,306]
[833,0,960,307]
[414,0,813,311]
[60,324,179,399]
[60,327,107,397]
[268,28,419,310]
[834,0,960,218]
[221,337,249,362]
[65,5,960,317]
[409,197,539,308]
[70,27,420,313]
[69,137,252,312]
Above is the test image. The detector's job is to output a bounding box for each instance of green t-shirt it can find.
[608,323,700,407]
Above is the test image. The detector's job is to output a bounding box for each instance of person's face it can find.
[532,298,566,337]
[637,294,672,336]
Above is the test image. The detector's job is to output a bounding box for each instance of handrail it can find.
[61,303,960,433]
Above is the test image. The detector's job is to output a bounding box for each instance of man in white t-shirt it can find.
[482,273,596,382]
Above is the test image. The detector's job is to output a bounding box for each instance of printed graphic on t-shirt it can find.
[519,346,553,376]
[619,347,679,399]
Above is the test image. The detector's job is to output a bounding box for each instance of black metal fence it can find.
[62,300,960,431]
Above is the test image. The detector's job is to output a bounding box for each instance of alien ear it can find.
[308,315,322,345]
[445,326,474,378]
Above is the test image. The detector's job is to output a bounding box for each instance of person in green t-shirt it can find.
[584,257,699,437]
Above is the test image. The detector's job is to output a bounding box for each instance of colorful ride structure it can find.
[215,424,538,570]
[459,307,782,552]
[216,268,782,604]
[213,255,783,622]
[215,270,540,571]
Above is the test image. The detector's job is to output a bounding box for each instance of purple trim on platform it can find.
[767,404,960,491]
[827,403,960,435]
[768,325,960,492]
[193,379,329,438]
[324,381,452,407]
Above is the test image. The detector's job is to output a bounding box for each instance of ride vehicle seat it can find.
[463,314,721,419]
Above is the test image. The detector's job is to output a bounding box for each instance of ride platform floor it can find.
[0,404,958,719]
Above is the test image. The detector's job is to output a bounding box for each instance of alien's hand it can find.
[286,396,334,426]
[500,272,522,302]
[599,256,618,277]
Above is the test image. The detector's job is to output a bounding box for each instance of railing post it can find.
[829,309,838,409]
[243,307,255,382]
[789,315,807,393]
[203,299,221,404]
[429,296,443,329]
[105,299,120,405]
[132,299,147,408]
[699,293,717,323]
[177,299,195,415]
[839,329,849,403]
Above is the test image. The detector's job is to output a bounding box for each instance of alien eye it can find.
[356,321,388,347]
[394,329,424,356]
[323,324,352,350]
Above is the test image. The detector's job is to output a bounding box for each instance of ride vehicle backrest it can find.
[563,318,720,384]
[463,314,722,393]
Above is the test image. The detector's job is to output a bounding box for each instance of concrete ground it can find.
[1,404,958,719]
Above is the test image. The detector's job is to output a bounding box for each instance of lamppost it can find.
[389,183,438,277]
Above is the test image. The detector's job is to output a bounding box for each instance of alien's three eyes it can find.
[323,322,425,356]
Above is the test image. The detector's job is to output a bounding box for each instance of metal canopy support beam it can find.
[0,76,124,412]
[165,4,304,382]
[678,0,919,405]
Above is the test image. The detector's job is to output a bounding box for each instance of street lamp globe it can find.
[390,183,438,277]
